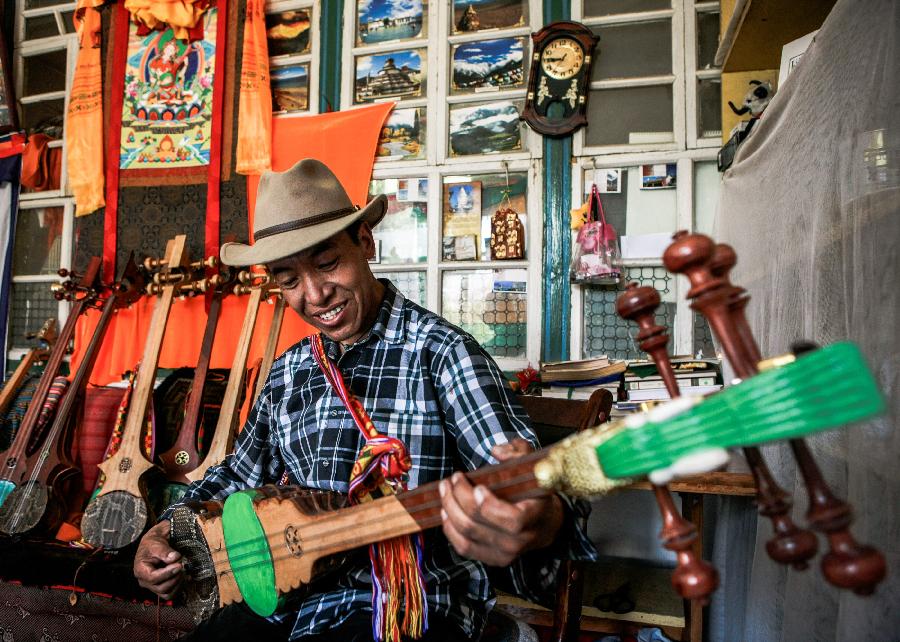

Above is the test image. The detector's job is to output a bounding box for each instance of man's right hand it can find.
[134,520,183,600]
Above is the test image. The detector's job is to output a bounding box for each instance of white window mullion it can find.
[672,0,687,152]
[674,158,694,355]
[426,167,441,314]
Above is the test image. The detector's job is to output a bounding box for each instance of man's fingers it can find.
[491,438,532,462]
[470,485,529,536]
[141,561,183,586]
[442,517,519,566]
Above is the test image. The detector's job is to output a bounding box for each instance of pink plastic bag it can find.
[571,184,621,283]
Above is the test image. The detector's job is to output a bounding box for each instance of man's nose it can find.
[301,274,331,306]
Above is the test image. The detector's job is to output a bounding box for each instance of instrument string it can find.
[199,472,545,576]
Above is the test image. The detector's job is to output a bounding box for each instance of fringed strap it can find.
[310,334,428,642]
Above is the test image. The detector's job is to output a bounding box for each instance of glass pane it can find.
[584,0,670,18]
[693,313,716,359]
[376,107,426,160]
[582,266,675,360]
[581,166,676,238]
[21,99,65,136]
[357,0,426,45]
[23,49,68,96]
[698,77,722,138]
[585,86,673,147]
[378,271,427,308]
[7,282,58,353]
[24,0,72,8]
[266,8,312,57]
[697,11,720,70]
[693,161,720,236]
[591,20,672,81]
[354,49,426,104]
[451,37,526,95]
[443,172,527,262]
[369,178,428,264]
[452,0,528,34]
[442,269,527,359]
[25,14,61,39]
[448,100,524,156]
[13,207,66,274]
[271,63,310,113]
[62,10,76,33]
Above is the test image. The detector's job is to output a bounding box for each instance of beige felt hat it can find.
[220,158,387,266]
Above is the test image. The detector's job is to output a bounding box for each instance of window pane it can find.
[358,0,426,45]
[370,178,428,264]
[443,171,527,262]
[583,0,670,18]
[266,8,312,57]
[693,161,720,236]
[21,99,65,135]
[271,63,310,113]
[378,271,427,308]
[448,100,524,156]
[23,49,68,96]
[377,107,426,160]
[582,266,674,360]
[25,0,72,8]
[354,49,426,104]
[581,165,676,238]
[693,313,716,358]
[25,14,61,39]
[585,86,673,147]
[697,11,720,70]
[442,269,527,359]
[61,10,76,33]
[698,77,722,138]
[7,282,58,353]
[452,0,528,34]
[13,207,66,274]
[591,20,672,82]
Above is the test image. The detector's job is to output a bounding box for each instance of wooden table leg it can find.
[681,492,704,642]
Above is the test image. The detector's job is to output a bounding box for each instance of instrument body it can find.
[0,258,103,508]
[81,237,190,549]
[0,256,145,535]
[170,345,885,621]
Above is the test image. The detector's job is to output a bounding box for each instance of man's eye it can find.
[318,259,337,270]
[279,278,298,289]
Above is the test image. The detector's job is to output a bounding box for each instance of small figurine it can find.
[718,80,776,172]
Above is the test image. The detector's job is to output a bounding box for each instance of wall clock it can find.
[522,21,599,137]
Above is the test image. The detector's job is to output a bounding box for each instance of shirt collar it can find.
[319,279,406,357]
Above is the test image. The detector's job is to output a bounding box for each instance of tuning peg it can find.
[233,283,253,295]
[191,256,218,271]
[143,256,168,271]
[57,268,80,279]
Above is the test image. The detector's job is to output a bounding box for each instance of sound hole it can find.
[81,491,148,549]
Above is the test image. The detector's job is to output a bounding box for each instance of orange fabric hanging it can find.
[247,103,396,234]
[235,0,271,175]
[71,294,313,387]
[124,0,211,40]
[67,0,106,216]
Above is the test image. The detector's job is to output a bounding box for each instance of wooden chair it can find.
[511,388,615,642]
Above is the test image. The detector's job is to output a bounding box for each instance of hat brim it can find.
[220,194,387,267]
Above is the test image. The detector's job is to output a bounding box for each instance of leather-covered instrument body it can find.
[0,255,146,536]
[81,237,192,549]
[0,257,103,508]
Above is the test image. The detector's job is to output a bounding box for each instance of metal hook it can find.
[500,161,512,209]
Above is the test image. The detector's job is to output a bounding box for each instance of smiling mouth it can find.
[317,303,346,321]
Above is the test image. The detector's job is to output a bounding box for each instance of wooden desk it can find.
[496,471,755,642]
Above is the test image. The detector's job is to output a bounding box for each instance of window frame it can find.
[267,0,321,119]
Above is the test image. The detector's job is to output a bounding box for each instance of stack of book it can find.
[624,357,722,402]
[539,356,626,401]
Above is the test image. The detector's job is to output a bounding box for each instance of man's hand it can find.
[439,438,563,566]
[134,520,183,600]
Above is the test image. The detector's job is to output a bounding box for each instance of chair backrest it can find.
[517,388,614,447]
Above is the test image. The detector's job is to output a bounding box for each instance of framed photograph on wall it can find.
[354,49,425,104]
[452,0,527,34]
[376,107,425,160]
[265,6,312,58]
[451,37,526,94]
[271,63,310,113]
[640,163,677,189]
[594,168,621,193]
[0,32,20,134]
[448,100,522,156]
[357,0,425,45]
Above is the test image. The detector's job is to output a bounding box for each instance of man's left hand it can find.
[439,438,564,566]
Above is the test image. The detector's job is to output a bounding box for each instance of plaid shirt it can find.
[164,280,597,639]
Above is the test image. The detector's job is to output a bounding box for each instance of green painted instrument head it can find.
[222,490,279,617]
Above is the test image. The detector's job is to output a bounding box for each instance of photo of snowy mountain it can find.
[452,37,525,92]
[449,100,522,155]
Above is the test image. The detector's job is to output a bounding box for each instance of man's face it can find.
[268,223,383,345]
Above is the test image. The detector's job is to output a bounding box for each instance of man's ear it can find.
[357,222,377,259]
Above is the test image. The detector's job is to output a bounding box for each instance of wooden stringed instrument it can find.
[184,271,279,485]
[169,331,886,620]
[81,236,193,549]
[0,257,103,508]
[0,318,57,420]
[0,255,146,535]
[254,294,286,406]
[158,258,235,485]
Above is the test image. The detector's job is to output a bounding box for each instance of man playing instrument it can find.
[134,159,596,641]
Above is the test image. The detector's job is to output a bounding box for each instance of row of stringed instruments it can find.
[0,234,286,551]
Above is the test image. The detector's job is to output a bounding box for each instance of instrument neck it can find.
[176,293,224,441]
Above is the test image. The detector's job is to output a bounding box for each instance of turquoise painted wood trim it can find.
[319,0,343,112]
[541,0,572,362]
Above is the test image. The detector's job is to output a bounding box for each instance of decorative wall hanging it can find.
[125,0,212,41]
[236,0,272,175]
[67,0,106,217]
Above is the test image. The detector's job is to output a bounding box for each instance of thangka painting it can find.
[120,10,219,170]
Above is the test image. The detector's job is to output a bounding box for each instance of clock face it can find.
[540,37,585,80]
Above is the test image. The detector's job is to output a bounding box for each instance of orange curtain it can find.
[247,103,396,234]
[67,0,106,216]
[124,0,210,40]
[71,294,313,386]
[235,0,271,174]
